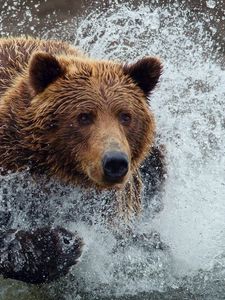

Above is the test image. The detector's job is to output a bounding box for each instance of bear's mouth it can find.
[86,167,129,190]
[91,174,129,190]
[103,176,128,189]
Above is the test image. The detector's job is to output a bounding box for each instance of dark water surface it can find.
[1,0,225,49]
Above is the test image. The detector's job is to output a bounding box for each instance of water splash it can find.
[74,0,225,266]
[1,1,225,299]
[206,0,217,9]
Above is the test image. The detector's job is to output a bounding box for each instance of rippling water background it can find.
[1,0,225,299]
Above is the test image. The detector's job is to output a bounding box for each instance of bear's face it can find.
[27,53,162,189]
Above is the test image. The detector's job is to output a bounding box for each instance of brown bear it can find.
[0,37,165,284]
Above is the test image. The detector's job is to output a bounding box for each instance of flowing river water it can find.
[0,1,225,299]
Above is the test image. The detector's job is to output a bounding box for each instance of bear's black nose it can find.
[102,151,129,183]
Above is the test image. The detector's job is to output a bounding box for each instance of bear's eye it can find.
[118,112,132,126]
[77,113,94,126]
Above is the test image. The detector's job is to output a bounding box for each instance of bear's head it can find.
[25,52,162,190]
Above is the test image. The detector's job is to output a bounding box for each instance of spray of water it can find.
[73,0,225,277]
[1,1,225,299]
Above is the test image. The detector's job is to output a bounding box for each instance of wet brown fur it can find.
[0,36,163,216]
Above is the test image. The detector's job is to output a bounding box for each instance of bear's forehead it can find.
[63,75,140,107]
[52,58,145,107]
[67,59,128,83]
[65,62,139,96]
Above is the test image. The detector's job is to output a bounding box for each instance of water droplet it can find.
[206,0,216,8]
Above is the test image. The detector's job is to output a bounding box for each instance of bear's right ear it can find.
[29,52,65,95]
[123,57,163,96]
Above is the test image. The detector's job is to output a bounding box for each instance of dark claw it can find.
[0,226,83,284]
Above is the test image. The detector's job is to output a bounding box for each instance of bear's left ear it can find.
[123,57,163,96]
[29,52,65,95]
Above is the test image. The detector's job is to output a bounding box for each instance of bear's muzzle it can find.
[102,151,129,183]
